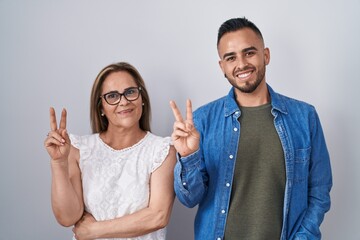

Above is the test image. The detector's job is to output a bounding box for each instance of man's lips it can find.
[234,69,254,80]
[236,71,252,78]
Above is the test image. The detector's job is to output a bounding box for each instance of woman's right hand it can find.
[170,99,200,157]
[44,107,71,161]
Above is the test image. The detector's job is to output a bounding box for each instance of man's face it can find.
[218,28,270,93]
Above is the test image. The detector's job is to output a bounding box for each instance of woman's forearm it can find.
[51,160,83,227]
[89,205,172,239]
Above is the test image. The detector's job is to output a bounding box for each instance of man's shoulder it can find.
[270,87,316,114]
[194,95,227,114]
[278,92,313,106]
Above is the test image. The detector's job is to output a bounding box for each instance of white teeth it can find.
[237,72,251,78]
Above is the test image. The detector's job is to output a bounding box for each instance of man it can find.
[170,17,332,240]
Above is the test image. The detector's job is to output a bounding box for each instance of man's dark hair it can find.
[217,17,263,46]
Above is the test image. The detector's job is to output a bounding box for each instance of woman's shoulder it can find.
[145,132,171,146]
[69,133,99,149]
[142,132,172,172]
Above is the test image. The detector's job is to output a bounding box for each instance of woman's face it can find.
[100,71,143,131]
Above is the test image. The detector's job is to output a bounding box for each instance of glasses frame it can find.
[100,87,142,105]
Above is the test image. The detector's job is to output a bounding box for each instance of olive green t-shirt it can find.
[224,103,286,240]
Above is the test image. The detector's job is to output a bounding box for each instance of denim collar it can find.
[223,84,288,117]
[224,88,240,117]
[267,84,288,115]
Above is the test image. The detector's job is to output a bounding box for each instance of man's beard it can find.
[226,63,266,93]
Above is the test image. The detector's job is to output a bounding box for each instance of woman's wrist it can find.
[51,158,68,165]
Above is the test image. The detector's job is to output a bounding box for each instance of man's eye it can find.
[245,51,255,57]
[225,56,235,61]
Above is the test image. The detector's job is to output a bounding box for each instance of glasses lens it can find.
[105,92,120,104]
[124,88,140,101]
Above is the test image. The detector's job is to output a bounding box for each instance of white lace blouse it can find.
[70,132,171,240]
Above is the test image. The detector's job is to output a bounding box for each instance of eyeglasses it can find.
[100,87,142,105]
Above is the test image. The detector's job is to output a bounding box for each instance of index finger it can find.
[59,108,67,129]
[169,100,184,122]
[186,99,194,124]
[49,107,58,131]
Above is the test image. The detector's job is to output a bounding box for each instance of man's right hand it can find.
[169,99,200,157]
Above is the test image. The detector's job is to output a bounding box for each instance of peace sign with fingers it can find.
[44,107,71,162]
[170,99,200,157]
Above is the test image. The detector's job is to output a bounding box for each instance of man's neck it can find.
[235,81,270,107]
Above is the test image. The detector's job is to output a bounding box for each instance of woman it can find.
[44,62,176,240]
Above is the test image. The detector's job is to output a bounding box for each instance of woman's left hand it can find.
[73,212,96,240]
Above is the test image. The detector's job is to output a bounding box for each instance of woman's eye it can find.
[126,89,136,95]
[107,93,119,99]
[125,88,138,97]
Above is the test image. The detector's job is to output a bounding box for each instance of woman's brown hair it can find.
[90,62,151,133]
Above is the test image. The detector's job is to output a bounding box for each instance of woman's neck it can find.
[100,126,146,150]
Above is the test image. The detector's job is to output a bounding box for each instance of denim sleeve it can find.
[174,149,209,208]
[294,110,333,239]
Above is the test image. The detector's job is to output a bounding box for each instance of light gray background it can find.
[1,0,359,239]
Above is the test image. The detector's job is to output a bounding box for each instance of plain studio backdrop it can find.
[1,0,359,239]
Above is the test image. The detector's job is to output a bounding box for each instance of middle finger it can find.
[186,99,194,124]
[59,108,67,130]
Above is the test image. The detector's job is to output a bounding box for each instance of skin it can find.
[45,108,84,226]
[169,99,200,157]
[170,28,271,156]
[218,28,270,107]
[45,71,176,240]
[99,71,146,149]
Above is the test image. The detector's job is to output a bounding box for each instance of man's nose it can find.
[235,56,248,70]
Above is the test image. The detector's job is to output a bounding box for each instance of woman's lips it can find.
[117,109,133,115]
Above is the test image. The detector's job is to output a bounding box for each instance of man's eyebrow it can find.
[222,52,236,59]
[222,46,259,59]
[242,46,258,53]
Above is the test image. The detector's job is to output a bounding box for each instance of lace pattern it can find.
[69,132,171,240]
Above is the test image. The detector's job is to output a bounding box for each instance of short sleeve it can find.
[69,134,92,166]
[151,136,171,172]
[69,134,81,149]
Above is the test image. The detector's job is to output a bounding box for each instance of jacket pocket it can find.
[293,147,311,183]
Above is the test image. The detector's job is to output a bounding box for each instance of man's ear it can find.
[218,60,225,75]
[264,47,270,65]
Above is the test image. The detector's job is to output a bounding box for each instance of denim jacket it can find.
[174,85,332,240]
